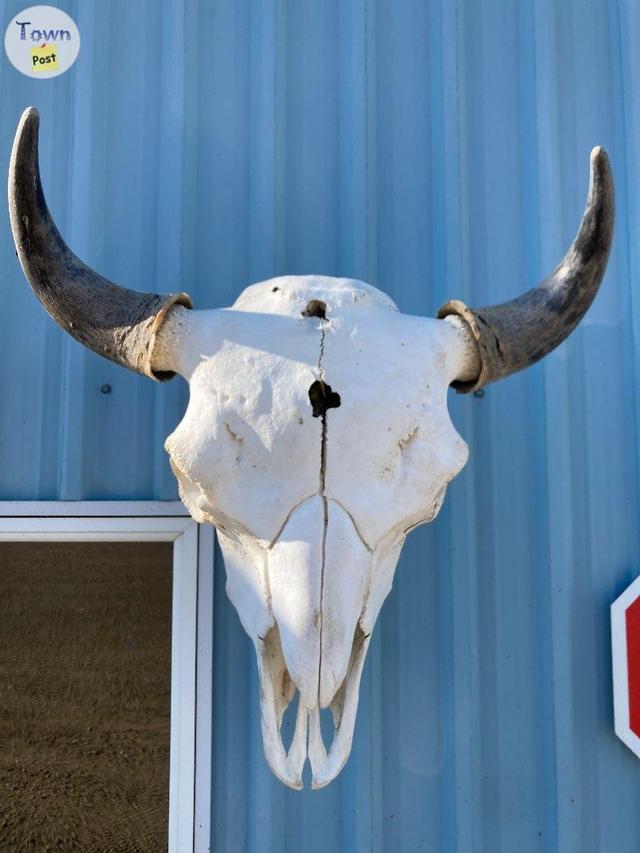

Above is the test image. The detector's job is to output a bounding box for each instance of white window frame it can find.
[0,501,214,853]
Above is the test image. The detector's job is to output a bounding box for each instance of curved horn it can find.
[8,107,192,380]
[438,147,614,392]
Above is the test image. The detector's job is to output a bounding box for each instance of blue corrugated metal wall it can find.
[1,0,640,849]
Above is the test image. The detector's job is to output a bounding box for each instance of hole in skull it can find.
[319,707,335,746]
[302,759,313,789]
[308,380,341,418]
[280,690,300,753]
[302,299,327,319]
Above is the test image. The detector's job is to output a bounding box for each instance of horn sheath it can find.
[438,147,614,392]
[8,107,192,380]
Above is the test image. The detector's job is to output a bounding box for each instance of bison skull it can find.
[9,108,614,788]
[159,276,476,787]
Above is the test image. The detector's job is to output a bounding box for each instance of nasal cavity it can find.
[308,380,341,418]
[302,300,327,319]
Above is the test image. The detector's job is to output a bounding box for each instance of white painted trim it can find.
[0,501,213,852]
[0,516,193,540]
[169,520,199,849]
[195,524,215,852]
[611,575,640,759]
[0,500,188,517]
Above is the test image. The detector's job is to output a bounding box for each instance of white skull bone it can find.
[157,275,476,788]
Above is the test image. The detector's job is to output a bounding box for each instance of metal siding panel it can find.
[1,0,640,849]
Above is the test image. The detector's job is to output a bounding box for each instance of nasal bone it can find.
[268,495,371,709]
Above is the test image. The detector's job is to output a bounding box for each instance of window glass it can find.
[0,541,172,850]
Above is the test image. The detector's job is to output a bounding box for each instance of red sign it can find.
[612,577,640,757]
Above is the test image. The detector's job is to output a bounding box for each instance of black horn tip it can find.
[591,145,608,171]
[20,105,39,128]
[589,145,613,204]
[13,107,40,160]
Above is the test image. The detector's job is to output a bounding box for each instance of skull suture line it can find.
[9,108,614,789]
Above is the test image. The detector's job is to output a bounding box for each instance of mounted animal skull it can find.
[9,108,614,789]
